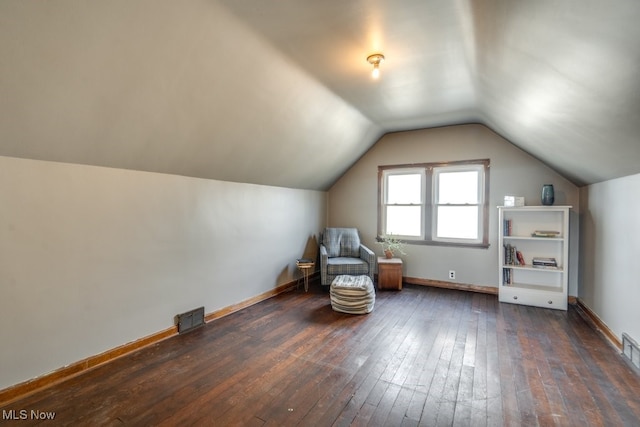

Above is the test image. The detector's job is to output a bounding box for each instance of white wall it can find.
[328,124,580,291]
[579,173,640,343]
[0,155,326,390]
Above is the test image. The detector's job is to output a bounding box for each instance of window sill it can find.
[404,240,490,249]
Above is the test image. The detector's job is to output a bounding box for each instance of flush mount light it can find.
[367,53,385,79]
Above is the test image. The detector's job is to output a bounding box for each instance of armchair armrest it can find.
[320,243,329,268]
[359,244,376,271]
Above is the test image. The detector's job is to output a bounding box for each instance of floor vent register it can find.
[176,306,205,334]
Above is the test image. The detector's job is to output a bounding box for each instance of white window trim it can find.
[378,159,490,248]
[431,163,485,245]
[381,168,425,240]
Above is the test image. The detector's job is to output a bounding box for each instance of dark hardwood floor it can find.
[2,283,640,426]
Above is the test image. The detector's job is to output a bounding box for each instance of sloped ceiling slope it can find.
[471,1,640,185]
[220,0,640,186]
[0,0,380,191]
[1,1,639,190]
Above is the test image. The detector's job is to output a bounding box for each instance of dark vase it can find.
[542,184,555,206]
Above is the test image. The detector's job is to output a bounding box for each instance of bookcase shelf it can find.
[506,264,563,272]
[498,206,571,310]
[504,236,566,242]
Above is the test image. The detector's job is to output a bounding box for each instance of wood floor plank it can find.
[2,283,640,426]
[367,382,402,426]
[469,294,489,426]
[495,304,522,427]
[385,384,414,426]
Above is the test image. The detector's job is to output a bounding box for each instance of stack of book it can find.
[531,230,560,238]
[532,257,558,268]
[504,244,525,266]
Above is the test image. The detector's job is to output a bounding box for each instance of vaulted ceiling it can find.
[1,0,639,190]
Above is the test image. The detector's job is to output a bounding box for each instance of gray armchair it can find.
[320,227,376,286]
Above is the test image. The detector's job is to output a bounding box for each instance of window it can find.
[379,159,489,247]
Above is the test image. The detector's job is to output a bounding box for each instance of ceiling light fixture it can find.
[367,53,385,79]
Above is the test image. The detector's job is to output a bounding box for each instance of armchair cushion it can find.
[322,227,361,258]
[326,257,369,276]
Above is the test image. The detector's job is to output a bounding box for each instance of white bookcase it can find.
[498,206,571,310]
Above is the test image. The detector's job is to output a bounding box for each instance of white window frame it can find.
[380,168,426,239]
[432,163,485,245]
[378,159,490,248]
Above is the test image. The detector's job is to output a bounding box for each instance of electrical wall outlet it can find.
[449,270,455,280]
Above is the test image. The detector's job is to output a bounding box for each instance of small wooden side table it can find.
[296,259,315,292]
[377,257,403,290]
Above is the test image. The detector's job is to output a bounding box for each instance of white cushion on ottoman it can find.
[330,275,375,314]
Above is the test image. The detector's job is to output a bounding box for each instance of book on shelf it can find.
[531,230,560,238]
[502,267,513,285]
[504,244,512,264]
[504,244,525,266]
[503,219,513,236]
[532,257,557,267]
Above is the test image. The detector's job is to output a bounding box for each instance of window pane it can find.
[387,174,422,204]
[386,206,421,236]
[438,171,478,204]
[436,206,478,239]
